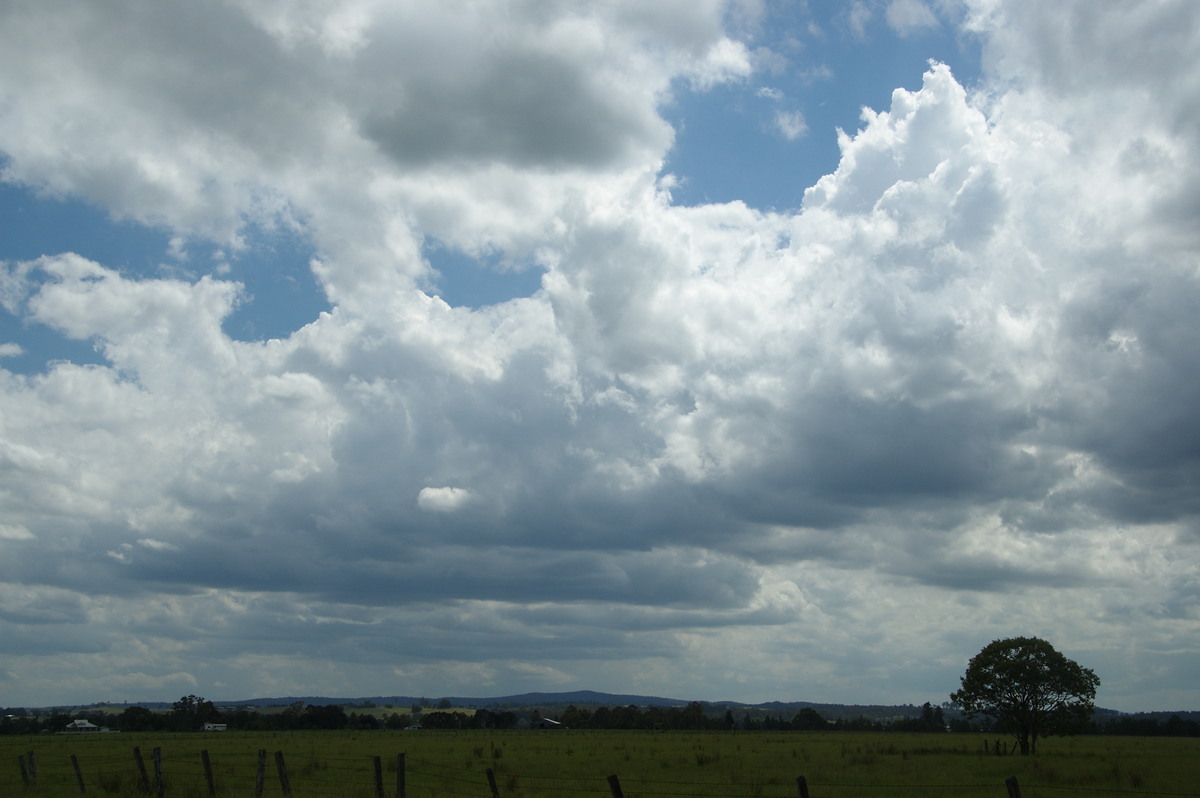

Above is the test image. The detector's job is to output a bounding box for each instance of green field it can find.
[2,731,1197,798]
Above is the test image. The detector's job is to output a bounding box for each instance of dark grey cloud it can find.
[0,588,87,625]
[2,626,111,657]
[362,48,666,170]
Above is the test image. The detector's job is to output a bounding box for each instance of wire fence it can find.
[5,743,1200,798]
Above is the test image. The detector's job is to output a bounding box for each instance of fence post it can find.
[373,755,385,798]
[152,747,165,798]
[395,752,406,798]
[1005,776,1022,798]
[607,774,625,798]
[17,755,30,786]
[134,747,150,793]
[27,750,37,786]
[796,775,810,798]
[202,749,216,796]
[275,750,293,797]
[486,767,501,798]
[70,753,87,794]
[255,749,266,798]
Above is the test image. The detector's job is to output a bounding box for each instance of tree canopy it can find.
[168,694,222,730]
[951,636,1099,754]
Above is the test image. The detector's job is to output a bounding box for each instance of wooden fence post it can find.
[607,774,625,798]
[133,747,150,793]
[373,755,385,798]
[255,749,266,798]
[796,775,810,798]
[70,753,86,794]
[486,767,501,798]
[201,749,216,796]
[396,752,406,798]
[17,755,30,786]
[1005,776,1022,798]
[27,750,37,786]
[275,750,292,797]
[152,747,165,798]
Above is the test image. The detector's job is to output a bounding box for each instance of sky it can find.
[1,1,1197,714]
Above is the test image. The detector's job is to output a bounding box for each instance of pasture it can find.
[2,730,1197,798]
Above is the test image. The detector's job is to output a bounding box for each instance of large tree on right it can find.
[951,636,1100,754]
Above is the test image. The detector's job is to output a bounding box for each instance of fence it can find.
[7,745,1200,797]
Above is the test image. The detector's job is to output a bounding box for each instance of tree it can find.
[384,712,411,730]
[301,704,348,730]
[118,705,161,732]
[420,710,461,729]
[169,695,222,731]
[917,701,945,732]
[951,637,1099,755]
[792,707,828,730]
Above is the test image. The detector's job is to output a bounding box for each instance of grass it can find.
[2,731,1197,797]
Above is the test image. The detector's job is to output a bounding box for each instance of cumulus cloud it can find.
[0,0,1198,709]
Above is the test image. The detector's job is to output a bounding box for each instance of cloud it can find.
[773,109,809,140]
[0,524,33,540]
[417,486,473,513]
[0,0,1198,709]
[886,0,939,36]
[846,1,874,39]
[0,584,86,624]
[137,538,180,552]
[755,85,808,141]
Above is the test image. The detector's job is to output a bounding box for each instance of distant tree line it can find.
[0,697,515,734]
[550,701,948,732]
[3,698,1196,737]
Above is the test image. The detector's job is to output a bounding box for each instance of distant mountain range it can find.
[204,690,690,711]
[210,691,934,719]
[73,690,1196,722]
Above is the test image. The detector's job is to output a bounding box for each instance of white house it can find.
[202,722,228,732]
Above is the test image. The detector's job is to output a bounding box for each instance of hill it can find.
[21,691,1200,724]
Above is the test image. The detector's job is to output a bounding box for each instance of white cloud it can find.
[847,2,874,39]
[137,538,180,552]
[686,36,754,89]
[0,524,34,540]
[755,86,809,140]
[886,0,939,36]
[774,109,809,140]
[417,486,474,513]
